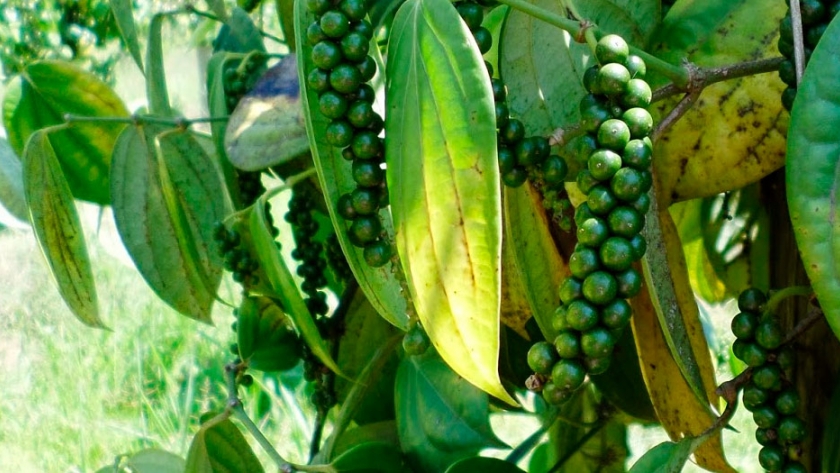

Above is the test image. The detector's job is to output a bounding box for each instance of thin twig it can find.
[651,90,701,142]
[652,57,785,103]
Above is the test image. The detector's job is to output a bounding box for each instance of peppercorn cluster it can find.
[304,0,392,268]
[778,0,840,111]
[455,2,569,194]
[286,188,330,317]
[732,288,808,473]
[527,34,653,405]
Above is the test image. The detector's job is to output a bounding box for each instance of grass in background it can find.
[0,207,315,472]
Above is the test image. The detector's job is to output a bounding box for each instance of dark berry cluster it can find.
[455,2,569,191]
[527,34,653,405]
[303,345,337,410]
[304,0,393,268]
[732,288,808,473]
[285,189,330,317]
[213,222,261,285]
[222,54,267,113]
[325,234,354,282]
[778,0,840,110]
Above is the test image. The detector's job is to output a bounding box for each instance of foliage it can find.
[3,0,840,472]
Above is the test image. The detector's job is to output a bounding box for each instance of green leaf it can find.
[214,7,267,54]
[294,0,409,331]
[110,124,225,322]
[2,60,129,204]
[205,0,228,20]
[589,327,658,423]
[333,421,400,459]
[395,352,507,472]
[481,5,508,79]
[787,14,840,343]
[334,290,400,425]
[627,438,698,473]
[147,13,172,116]
[276,0,296,52]
[503,183,568,341]
[500,0,658,137]
[250,192,342,374]
[237,295,301,372]
[126,448,185,473]
[446,457,525,473]
[0,138,28,222]
[205,51,244,208]
[23,130,104,328]
[224,56,310,171]
[385,0,513,405]
[185,415,264,473]
[331,442,409,472]
[109,0,144,73]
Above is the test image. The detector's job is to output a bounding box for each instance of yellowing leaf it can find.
[23,130,103,328]
[385,0,514,405]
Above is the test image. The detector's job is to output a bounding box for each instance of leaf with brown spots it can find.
[650,0,788,205]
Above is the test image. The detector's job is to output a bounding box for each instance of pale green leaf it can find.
[109,0,144,73]
[386,0,514,405]
[110,125,225,322]
[185,416,264,473]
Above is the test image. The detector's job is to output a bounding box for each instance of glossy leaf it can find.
[386,0,514,405]
[503,183,569,341]
[334,290,400,424]
[0,138,28,222]
[500,0,658,137]
[650,0,787,204]
[250,192,342,374]
[225,55,309,171]
[109,0,144,73]
[126,449,185,473]
[631,246,734,473]
[3,60,129,204]
[787,15,840,342]
[294,0,409,331]
[146,13,172,116]
[214,7,266,54]
[276,0,296,52]
[627,438,695,473]
[185,415,264,473]
[23,130,104,328]
[395,353,506,473]
[331,442,408,472]
[110,125,225,322]
[446,457,525,473]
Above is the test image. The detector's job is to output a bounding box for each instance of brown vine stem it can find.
[652,57,786,103]
[651,89,701,142]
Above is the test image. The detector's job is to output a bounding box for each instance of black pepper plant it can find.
[5,0,840,472]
